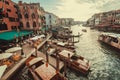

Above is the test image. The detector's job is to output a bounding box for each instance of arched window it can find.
[6,13,8,17]
[19,13,22,19]
[19,22,23,29]
[26,22,30,28]
[24,13,29,18]
[33,21,36,27]
[31,13,35,19]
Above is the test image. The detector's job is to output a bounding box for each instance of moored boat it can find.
[58,50,90,75]
[26,55,67,80]
[82,29,87,32]
[98,33,120,49]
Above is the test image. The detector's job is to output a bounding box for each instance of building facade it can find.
[18,1,45,31]
[87,9,120,31]
[0,0,19,32]
[44,12,60,29]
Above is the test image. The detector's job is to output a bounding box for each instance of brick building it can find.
[18,1,45,32]
[0,0,19,32]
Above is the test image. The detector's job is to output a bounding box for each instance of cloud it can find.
[53,0,100,21]
[14,0,120,21]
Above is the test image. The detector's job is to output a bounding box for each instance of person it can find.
[21,49,26,58]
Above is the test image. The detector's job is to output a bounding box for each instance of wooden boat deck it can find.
[35,64,56,80]
[38,51,64,70]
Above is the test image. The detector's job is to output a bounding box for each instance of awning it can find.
[0,30,33,41]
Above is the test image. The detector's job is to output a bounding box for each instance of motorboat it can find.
[58,50,90,75]
[26,55,67,80]
[98,33,120,49]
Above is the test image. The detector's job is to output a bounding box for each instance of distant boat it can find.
[82,29,87,32]
[98,33,120,50]
[90,27,94,29]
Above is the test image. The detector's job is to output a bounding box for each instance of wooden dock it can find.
[1,34,52,80]
[37,51,64,70]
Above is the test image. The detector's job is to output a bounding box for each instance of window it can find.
[24,13,29,18]
[7,9,11,12]
[23,6,27,10]
[11,26,14,30]
[18,14,22,19]
[49,15,51,19]
[33,22,36,27]
[0,23,8,30]
[31,13,35,19]
[5,1,9,5]
[16,18,19,22]
[6,13,8,17]
[19,22,23,29]
[9,17,15,22]
[26,22,30,28]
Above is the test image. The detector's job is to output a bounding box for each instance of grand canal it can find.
[67,25,120,80]
[12,25,120,80]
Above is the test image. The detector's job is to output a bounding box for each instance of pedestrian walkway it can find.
[1,34,52,80]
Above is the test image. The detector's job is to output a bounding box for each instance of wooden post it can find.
[46,51,49,67]
[64,60,67,77]
[35,46,37,57]
[56,53,59,74]
[73,36,74,46]
[68,53,70,66]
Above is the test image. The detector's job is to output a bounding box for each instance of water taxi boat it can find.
[58,50,90,75]
[26,55,66,80]
[98,33,120,49]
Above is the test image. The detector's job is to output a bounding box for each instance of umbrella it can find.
[5,47,22,53]
[0,65,7,79]
[30,36,38,40]
[0,53,13,60]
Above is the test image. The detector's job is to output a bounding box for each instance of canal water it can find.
[66,25,120,80]
[12,25,120,80]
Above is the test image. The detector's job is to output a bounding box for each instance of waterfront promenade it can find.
[1,34,52,80]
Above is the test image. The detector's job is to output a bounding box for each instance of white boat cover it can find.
[0,53,13,60]
[28,57,44,66]
[0,65,7,79]
[5,47,22,53]
[58,50,75,58]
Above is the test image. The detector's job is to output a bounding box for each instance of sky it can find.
[14,0,120,21]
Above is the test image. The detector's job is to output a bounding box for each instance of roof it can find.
[35,64,56,80]
[28,57,44,66]
[58,50,75,58]
[0,65,7,79]
[101,33,120,38]
[0,30,32,41]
